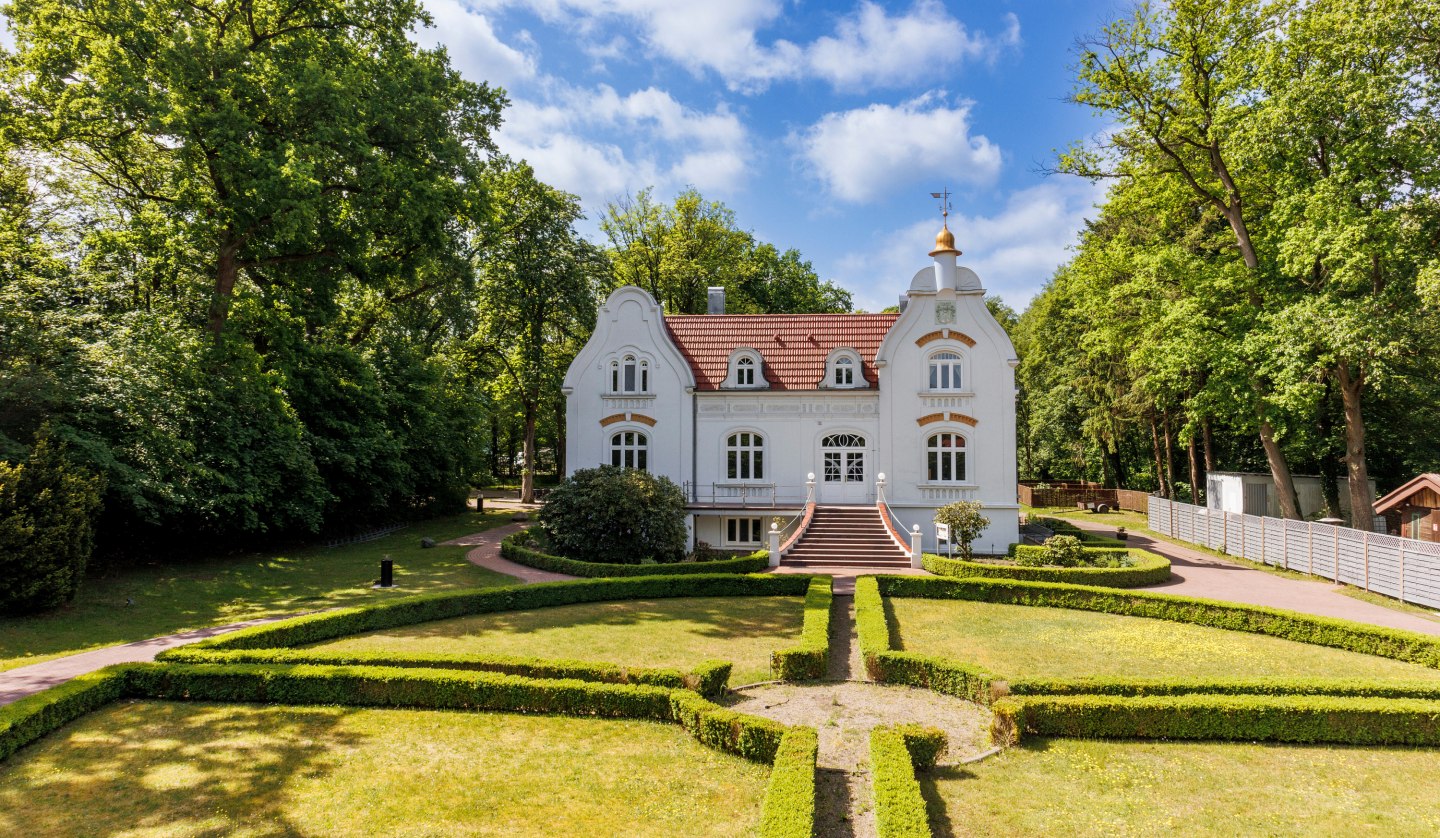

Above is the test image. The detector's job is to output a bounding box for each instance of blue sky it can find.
[2,1,1122,312]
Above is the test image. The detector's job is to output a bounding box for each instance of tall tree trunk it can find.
[489,414,501,479]
[1188,432,1202,506]
[207,235,243,339]
[521,398,537,504]
[1336,361,1375,531]
[1162,412,1177,502]
[1258,418,1303,519]
[1149,415,1168,498]
[554,400,566,479]
[1202,419,1215,473]
[1099,436,1113,488]
[1318,380,1343,517]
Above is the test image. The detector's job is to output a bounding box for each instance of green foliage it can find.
[501,530,769,577]
[926,547,1168,588]
[758,728,818,838]
[875,575,1440,669]
[1026,518,1126,548]
[155,647,733,699]
[1036,535,1084,567]
[189,573,815,651]
[855,576,999,704]
[893,723,947,771]
[668,690,792,763]
[993,693,1440,747]
[869,726,933,838]
[770,576,832,681]
[0,433,104,613]
[537,466,689,564]
[0,666,130,762]
[602,188,851,315]
[1006,676,1440,701]
[933,500,989,559]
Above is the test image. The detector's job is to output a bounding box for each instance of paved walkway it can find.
[444,523,575,583]
[1061,516,1440,636]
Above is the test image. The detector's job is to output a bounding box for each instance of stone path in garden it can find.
[1061,516,1440,636]
[444,522,575,583]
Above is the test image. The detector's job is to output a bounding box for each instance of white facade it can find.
[561,227,1021,555]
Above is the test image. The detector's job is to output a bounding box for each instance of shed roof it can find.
[663,313,900,391]
[1373,473,1440,514]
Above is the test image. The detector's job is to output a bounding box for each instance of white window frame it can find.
[823,348,865,389]
[608,353,652,394]
[736,356,756,386]
[609,429,649,471]
[725,516,765,547]
[726,431,765,481]
[723,348,767,389]
[926,431,968,483]
[927,350,964,392]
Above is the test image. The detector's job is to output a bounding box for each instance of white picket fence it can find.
[1149,497,1440,610]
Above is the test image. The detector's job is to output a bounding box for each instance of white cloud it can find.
[477,0,1016,92]
[807,4,1020,91]
[415,0,539,89]
[496,83,751,212]
[796,93,1002,203]
[828,179,1105,312]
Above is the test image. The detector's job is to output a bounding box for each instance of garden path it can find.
[444,522,573,582]
[1061,515,1440,635]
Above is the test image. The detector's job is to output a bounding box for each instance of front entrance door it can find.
[819,433,867,503]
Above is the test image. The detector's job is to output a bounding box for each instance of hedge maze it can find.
[5,571,1440,835]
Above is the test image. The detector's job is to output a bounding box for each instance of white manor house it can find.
[562,221,1020,564]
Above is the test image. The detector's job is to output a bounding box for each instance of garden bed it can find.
[923,547,1170,587]
[502,530,769,577]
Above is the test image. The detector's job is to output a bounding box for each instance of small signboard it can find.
[935,522,953,559]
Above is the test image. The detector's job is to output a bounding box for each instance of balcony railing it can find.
[684,482,812,507]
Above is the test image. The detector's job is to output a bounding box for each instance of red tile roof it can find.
[664,313,900,391]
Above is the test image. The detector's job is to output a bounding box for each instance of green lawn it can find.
[309,596,806,685]
[0,510,518,672]
[889,598,1440,681]
[923,738,1440,836]
[0,701,769,837]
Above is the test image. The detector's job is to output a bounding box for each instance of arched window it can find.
[621,355,638,392]
[640,360,649,392]
[833,356,854,386]
[822,433,866,483]
[736,355,756,386]
[928,351,963,391]
[609,359,620,393]
[727,432,764,480]
[610,431,648,471]
[927,433,967,482]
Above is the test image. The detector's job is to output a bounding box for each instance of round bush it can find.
[537,466,687,564]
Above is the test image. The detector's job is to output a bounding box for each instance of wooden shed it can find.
[1374,474,1440,543]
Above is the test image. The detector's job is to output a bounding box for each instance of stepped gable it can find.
[663,313,899,391]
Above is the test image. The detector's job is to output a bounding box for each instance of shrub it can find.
[934,500,989,559]
[537,466,687,564]
[0,666,130,761]
[771,576,832,681]
[501,531,768,577]
[894,723,947,771]
[759,728,818,838]
[923,548,1169,588]
[1006,675,1440,701]
[0,433,104,614]
[870,726,932,837]
[669,690,790,763]
[993,693,1440,746]
[1036,535,1084,567]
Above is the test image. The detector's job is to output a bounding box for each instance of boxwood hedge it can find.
[870,726,933,838]
[501,531,769,577]
[770,576,832,681]
[1024,517,1127,548]
[758,728,818,838]
[992,693,1440,746]
[0,666,130,761]
[922,547,1170,588]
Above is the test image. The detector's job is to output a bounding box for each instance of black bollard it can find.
[380,557,394,588]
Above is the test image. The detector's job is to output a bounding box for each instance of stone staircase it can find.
[781,505,912,568]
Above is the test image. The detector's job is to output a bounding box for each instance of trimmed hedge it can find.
[193,573,815,651]
[923,547,1170,588]
[1007,676,1440,701]
[502,531,769,577]
[1023,517,1126,548]
[894,723,947,771]
[771,576,832,681]
[157,647,733,698]
[876,575,1440,669]
[856,575,1000,704]
[993,693,1440,746]
[669,689,790,762]
[870,726,933,838]
[0,666,130,761]
[759,728,818,838]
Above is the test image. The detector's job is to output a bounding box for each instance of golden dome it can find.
[929,223,962,257]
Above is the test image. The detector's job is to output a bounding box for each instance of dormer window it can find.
[824,348,865,389]
[609,354,650,394]
[928,351,963,391]
[736,356,756,386]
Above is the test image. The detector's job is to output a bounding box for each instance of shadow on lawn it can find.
[0,700,365,837]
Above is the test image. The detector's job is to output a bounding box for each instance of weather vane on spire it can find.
[930,188,952,222]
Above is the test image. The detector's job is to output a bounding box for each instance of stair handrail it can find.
[875,476,914,554]
[772,474,817,556]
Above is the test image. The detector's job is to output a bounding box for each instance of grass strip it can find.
[758,728,818,838]
[501,531,769,577]
[870,726,933,838]
[771,576,832,681]
[856,576,1000,704]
